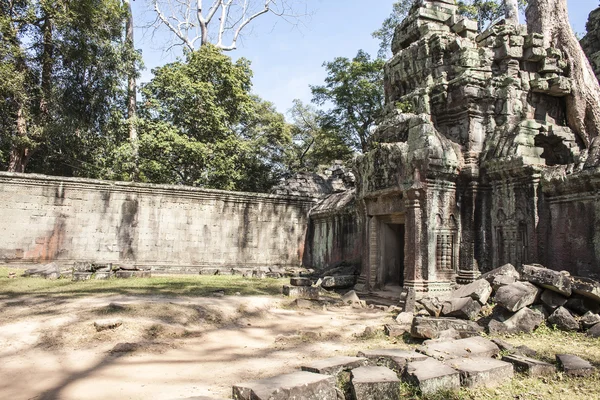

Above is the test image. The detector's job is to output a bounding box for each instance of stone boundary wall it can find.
[0,172,316,273]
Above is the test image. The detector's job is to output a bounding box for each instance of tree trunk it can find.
[8,106,29,173]
[505,0,519,24]
[526,0,600,152]
[124,0,139,180]
[40,12,54,117]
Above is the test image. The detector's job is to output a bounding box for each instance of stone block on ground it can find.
[320,275,356,289]
[441,297,482,320]
[395,311,414,325]
[25,262,61,279]
[411,316,483,339]
[445,357,514,388]
[384,324,409,337]
[232,371,337,400]
[556,354,595,377]
[73,261,93,272]
[94,272,113,280]
[72,271,93,281]
[341,290,361,305]
[580,312,600,330]
[502,354,555,377]
[93,319,123,332]
[548,306,579,331]
[490,275,517,291]
[572,276,600,303]
[290,277,312,287]
[351,366,400,400]
[540,289,569,310]
[587,323,600,337]
[565,295,600,315]
[419,297,442,317]
[418,337,499,361]
[494,282,541,312]
[522,264,572,296]
[357,349,428,372]
[423,328,461,343]
[301,356,368,376]
[487,307,545,334]
[282,285,322,300]
[451,279,492,304]
[115,270,151,278]
[480,264,520,285]
[404,358,460,395]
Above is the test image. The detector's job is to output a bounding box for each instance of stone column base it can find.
[456,269,481,284]
[404,280,454,299]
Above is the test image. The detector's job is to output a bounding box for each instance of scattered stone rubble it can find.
[271,162,355,198]
[284,262,361,299]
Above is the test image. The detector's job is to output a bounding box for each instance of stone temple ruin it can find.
[2,1,600,303]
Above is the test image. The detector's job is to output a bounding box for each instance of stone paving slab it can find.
[351,366,401,400]
[418,336,500,360]
[502,354,556,377]
[232,371,337,400]
[404,358,460,395]
[357,349,429,372]
[556,354,595,377]
[301,356,368,375]
[445,357,514,388]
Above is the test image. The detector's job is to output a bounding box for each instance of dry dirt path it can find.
[0,294,397,400]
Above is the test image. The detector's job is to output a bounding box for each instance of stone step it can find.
[357,349,429,372]
[445,357,514,388]
[300,356,368,375]
[351,366,401,400]
[232,371,337,400]
[556,354,595,377]
[404,358,460,395]
[418,336,499,361]
[502,354,556,377]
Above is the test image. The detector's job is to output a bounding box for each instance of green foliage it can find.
[138,45,290,191]
[311,50,385,153]
[372,0,416,58]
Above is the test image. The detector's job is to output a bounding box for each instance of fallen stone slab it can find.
[441,297,482,320]
[404,358,460,395]
[282,285,322,300]
[357,349,429,372]
[351,366,400,400]
[341,290,361,305]
[419,297,442,317]
[94,272,113,280]
[540,289,569,310]
[572,276,600,303]
[73,271,93,281]
[490,275,517,291]
[290,277,312,287]
[494,282,541,312]
[199,268,220,275]
[384,324,409,337]
[301,356,368,376]
[502,354,555,377]
[115,270,151,278]
[418,337,500,361]
[411,316,483,339]
[487,307,544,335]
[587,323,600,338]
[73,261,93,272]
[480,264,520,285]
[548,306,579,331]
[522,264,572,297]
[94,319,123,332]
[451,279,492,305]
[25,262,61,279]
[565,295,600,315]
[423,328,461,343]
[580,312,600,330]
[320,275,356,289]
[395,311,414,325]
[445,357,513,388]
[556,354,595,377]
[232,371,337,400]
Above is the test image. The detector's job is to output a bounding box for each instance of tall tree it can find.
[124,0,139,180]
[151,0,307,51]
[526,0,600,151]
[1,0,138,175]
[311,50,385,154]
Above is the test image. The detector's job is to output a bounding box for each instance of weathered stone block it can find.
[572,276,600,303]
[320,275,356,289]
[480,264,520,284]
[581,312,600,330]
[418,337,500,361]
[587,323,600,338]
[351,366,400,400]
[502,354,555,377]
[565,295,600,315]
[451,279,492,304]
[73,271,93,281]
[540,289,569,310]
[94,319,123,332]
[301,356,367,376]
[445,357,513,388]
[404,358,460,395]
[94,271,113,280]
[25,262,61,279]
[115,270,151,279]
[441,297,482,320]
[487,307,545,334]
[490,275,517,291]
[548,306,579,331]
[290,277,312,287]
[411,316,483,339]
[357,349,428,372]
[556,354,595,377]
[419,297,442,317]
[282,285,322,300]
[232,371,337,400]
[494,282,541,312]
[384,324,409,337]
[522,264,572,296]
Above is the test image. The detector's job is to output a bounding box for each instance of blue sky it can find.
[132,0,598,117]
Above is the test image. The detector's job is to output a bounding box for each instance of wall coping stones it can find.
[418,337,500,360]
[232,371,337,400]
[502,354,556,377]
[444,357,514,388]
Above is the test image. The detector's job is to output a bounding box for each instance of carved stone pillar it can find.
[404,188,425,290]
[354,200,369,292]
[458,180,482,283]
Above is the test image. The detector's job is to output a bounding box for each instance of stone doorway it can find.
[379,218,405,288]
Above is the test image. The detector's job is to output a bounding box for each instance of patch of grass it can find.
[0,266,287,298]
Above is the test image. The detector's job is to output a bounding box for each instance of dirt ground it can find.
[0,294,398,400]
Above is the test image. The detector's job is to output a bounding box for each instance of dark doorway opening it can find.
[382,223,405,287]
